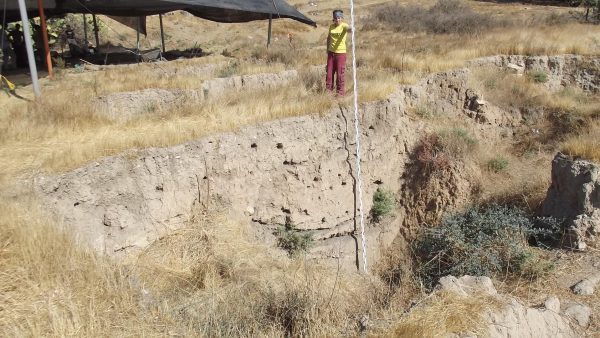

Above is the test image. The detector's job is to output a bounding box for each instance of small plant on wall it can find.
[275,216,313,256]
[371,188,395,222]
[486,156,509,172]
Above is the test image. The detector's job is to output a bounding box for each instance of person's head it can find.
[15,23,21,30]
[332,10,343,25]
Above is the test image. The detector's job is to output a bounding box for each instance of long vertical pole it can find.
[92,14,99,51]
[159,14,165,53]
[348,0,367,273]
[83,14,88,47]
[17,0,40,97]
[37,0,53,78]
[267,13,272,47]
[136,16,140,62]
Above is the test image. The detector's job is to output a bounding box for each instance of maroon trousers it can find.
[326,51,346,96]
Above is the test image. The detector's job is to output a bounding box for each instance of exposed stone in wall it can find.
[467,55,600,93]
[542,153,600,250]
[438,276,581,338]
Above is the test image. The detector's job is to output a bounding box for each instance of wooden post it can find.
[136,16,140,62]
[267,13,272,48]
[83,14,88,47]
[37,0,53,78]
[92,14,100,51]
[159,14,166,53]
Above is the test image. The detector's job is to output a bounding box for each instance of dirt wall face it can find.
[35,95,421,267]
[34,55,598,270]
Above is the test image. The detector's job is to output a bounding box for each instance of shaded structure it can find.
[3,0,316,27]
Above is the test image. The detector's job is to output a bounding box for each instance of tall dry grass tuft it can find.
[0,197,393,336]
[386,291,503,338]
[476,146,552,213]
[0,198,172,336]
[561,122,600,163]
[121,210,389,336]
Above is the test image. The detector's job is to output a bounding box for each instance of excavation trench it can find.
[34,55,600,270]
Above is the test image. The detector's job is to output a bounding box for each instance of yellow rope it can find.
[0,74,16,92]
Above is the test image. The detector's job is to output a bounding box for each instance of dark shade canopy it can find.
[2,0,316,27]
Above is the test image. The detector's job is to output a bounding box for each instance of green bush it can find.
[415,205,556,288]
[371,188,395,221]
[275,216,313,256]
[486,157,509,172]
[531,71,549,83]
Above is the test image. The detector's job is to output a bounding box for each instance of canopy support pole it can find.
[17,0,40,97]
[37,0,53,78]
[83,14,88,47]
[136,16,140,62]
[92,14,99,51]
[159,14,165,53]
[267,13,272,47]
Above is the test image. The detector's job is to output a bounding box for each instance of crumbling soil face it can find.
[34,55,600,270]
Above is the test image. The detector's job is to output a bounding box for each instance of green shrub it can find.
[486,157,509,172]
[275,216,313,256]
[531,71,549,83]
[371,188,395,221]
[415,205,555,288]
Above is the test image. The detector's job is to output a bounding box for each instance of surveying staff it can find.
[326,9,352,97]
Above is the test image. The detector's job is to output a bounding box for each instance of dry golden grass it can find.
[385,291,503,338]
[132,210,390,336]
[0,198,173,336]
[360,23,599,84]
[0,197,389,336]
[561,122,600,163]
[0,73,335,184]
[476,144,553,212]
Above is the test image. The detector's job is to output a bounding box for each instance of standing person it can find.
[0,26,16,72]
[32,24,45,68]
[326,9,352,97]
[8,24,26,68]
[0,26,8,72]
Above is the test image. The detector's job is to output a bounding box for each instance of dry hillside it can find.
[1,0,600,336]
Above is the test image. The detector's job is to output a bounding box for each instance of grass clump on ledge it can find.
[530,70,549,83]
[415,204,555,288]
[486,156,509,172]
[371,188,395,222]
[561,123,600,163]
[275,216,313,256]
